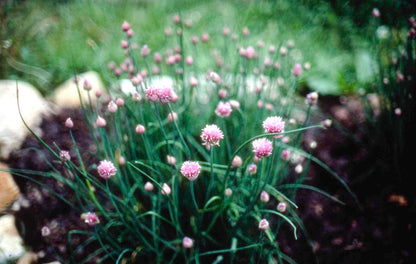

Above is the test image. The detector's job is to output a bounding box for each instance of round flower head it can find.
[144,181,154,191]
[156,87,174,104]
[281,149,291,161]
[116,98,125,107]
[277,202,287,213]
[97,160,117,179]
[167,155,176,166]
[146,87,159,102]
[395,108,402,116]
[41,226,51,237]
[292,63,302,77]
[190,76,198,87]
[306,92,319,105]
[201,124,224,147]
[263,116,285,138]
[252,138,273,159]
[108,100,118,113]
[215,101,232,118]
[81,212,100,226]
[96,116,107,128]
[141,45,150,58]
[83,79,92,91]
[229,100,240,109]
[135,124,145,134]
[225,188,233,197]
[181,161,201,181]
[59,151,71,162]
[167,112,178,122]
[260,191,270,202]
[258,219,269,231]
[183,237,194,248]
[121,21,131,32]
[65,117,74,128]
[248,163,257,175]
[232,156,243,168]
[161,183,171,195]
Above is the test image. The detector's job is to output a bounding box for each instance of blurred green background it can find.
[1,0,414,95]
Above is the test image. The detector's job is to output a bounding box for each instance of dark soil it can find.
[5,96,416,263]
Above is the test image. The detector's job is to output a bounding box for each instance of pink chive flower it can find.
[321,119,332,128]
[81,212,100,226]
[210,71,222,85]
[372,8,380,18]
[229,100,240,109]
[395,108,402,116]
[108,100,118,113]
[252,138,273,159]
[282,136,290,144]
[132,92,142,102]
[218,89,227,99]
[223,27,230,36]
[185,56,193,65]
[232,156,243,168]
[96,116,107,128]
[135,124,145,134]
[292,63,302,77]
[242,27,250,36]
[191,36,199,44]
[167,155,176,166]
[201,124,224,147]
[83,79,92,91]
[248,163,257,175]
[215,101,232,118]
[173,14,180,24]
[144,182,154,191]
[146,87,159,102]
[263,116,285,138]
[190,76,198,87]
[280,46,288,55]
[281,149,291,161]
[65,117,74,128]
[277,202,287,213]
[41,226,50,237]
[182,237,194,248]
[154,53,162,63]
[97,160,117,179]
[201,33,210,42]
[258,219,269,231]
[245,46,255,59]
[121,21,131,32]
[116,98,124,107]
[260,191,270,202]
[167,112,178,122]
[141,45,150,57]
[225,188,233,197]
[156,87,174,104]
[306,92,319,105]
[95,89,102,98]
[118,156,126,166]
[161,183,171,195]
[121,40,129,49]
[181,161,201,181]
[59,151,71,162]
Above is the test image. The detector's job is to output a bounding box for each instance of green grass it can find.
[2,0,379,95]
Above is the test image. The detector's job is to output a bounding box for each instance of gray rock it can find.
[51,71,105,108]
[0,80,51,159]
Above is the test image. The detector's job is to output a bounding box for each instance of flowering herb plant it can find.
[15,15,353,264]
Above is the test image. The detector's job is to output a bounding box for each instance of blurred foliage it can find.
[0,0,413,95]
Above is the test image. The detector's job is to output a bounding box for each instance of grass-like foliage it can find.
[14,14,355,264]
